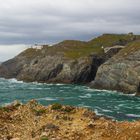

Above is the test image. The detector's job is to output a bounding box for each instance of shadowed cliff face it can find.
[0,53,105,84]
[73,55,106,83]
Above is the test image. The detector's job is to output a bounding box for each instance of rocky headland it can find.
[0,33,140,94]
[1,100,140,140]
[93,40,140,95]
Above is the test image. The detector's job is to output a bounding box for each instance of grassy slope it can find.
[18,33,140,60]
[18,48,42,59]
[116,40,140,57]
[88,33,140,47]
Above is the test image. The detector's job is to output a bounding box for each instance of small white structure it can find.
[31,44,43,50]
[104,45,125,53]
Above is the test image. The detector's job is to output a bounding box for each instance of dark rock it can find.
[136,82,140,95]
[43,123,59,131]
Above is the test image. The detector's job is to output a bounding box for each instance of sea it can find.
[0,78,140,121]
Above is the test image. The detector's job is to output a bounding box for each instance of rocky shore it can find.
[0,100,140,140]
[0,33,140,94]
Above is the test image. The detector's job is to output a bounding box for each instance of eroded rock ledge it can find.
[0,100,140,140]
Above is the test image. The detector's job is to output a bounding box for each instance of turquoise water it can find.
[0,78,140,121]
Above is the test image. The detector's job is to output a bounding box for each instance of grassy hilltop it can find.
[19,33,140,59]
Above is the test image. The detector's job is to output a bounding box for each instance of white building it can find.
[31,45,43,50]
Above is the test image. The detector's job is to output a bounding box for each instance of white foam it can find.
[82,105,91,108]
[32,82,44,85]
[136,107,140,109]
[118,104,126,107]
[126,114,140,118]
[2,102,13,107]
[101,109,113,113]
[79,93,92,98]
[37,97,57,101]
[94,109,103,116]
[55,83,65,86]
[28,88,44,90]
[44,83,65,86]
[8,78,23,84]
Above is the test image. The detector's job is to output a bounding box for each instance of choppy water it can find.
[0,78,140,121]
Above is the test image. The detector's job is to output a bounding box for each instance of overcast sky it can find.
[0,0,140,61]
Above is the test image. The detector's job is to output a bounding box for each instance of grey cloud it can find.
[0,0,140,44]
[1,0,140,61]
[0,45,28,61]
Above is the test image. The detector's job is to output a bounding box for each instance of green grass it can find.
[32,109,46,116]
[64,45,104,59]
[40,136,49,140]
[45,34,140,59]
[19,48,42,59]
[51,103,62,110]
[117,40,140,57]
[43,40,104,59]
[61,106,75,113]
[88,33,140,48]
[18,33,140,60]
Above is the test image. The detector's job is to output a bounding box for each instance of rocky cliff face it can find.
[93,40,140,94]
[0,48,124,84]
[0,49,106,84]
[0,34,125,84]
[0,33,139,92]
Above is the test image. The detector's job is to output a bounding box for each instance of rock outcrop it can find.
[0,33,140,92]
[1,33,132,84]
[1,100,140,140]
[0,48,104,84]
[93,40,140,94]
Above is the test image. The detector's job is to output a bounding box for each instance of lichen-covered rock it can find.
[1,101,140,140]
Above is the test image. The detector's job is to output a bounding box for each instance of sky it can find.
[0,0,140,61]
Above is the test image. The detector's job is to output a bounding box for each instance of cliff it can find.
[0,33,138,85]
[92,40,140,94]
[1,100,140,140]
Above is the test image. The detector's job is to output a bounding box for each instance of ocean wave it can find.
[32,82,45,85]
[79,93,92,98]
[93,88,137,97]
[27,87,51,90]
[126,114,140,118]
[94,109,103,116]
[101,109,113,113]
[37,97,58,101]
[89,88,126,95]
[82,105,91,108]
[8,78,24,84]
[42,83,66,86]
